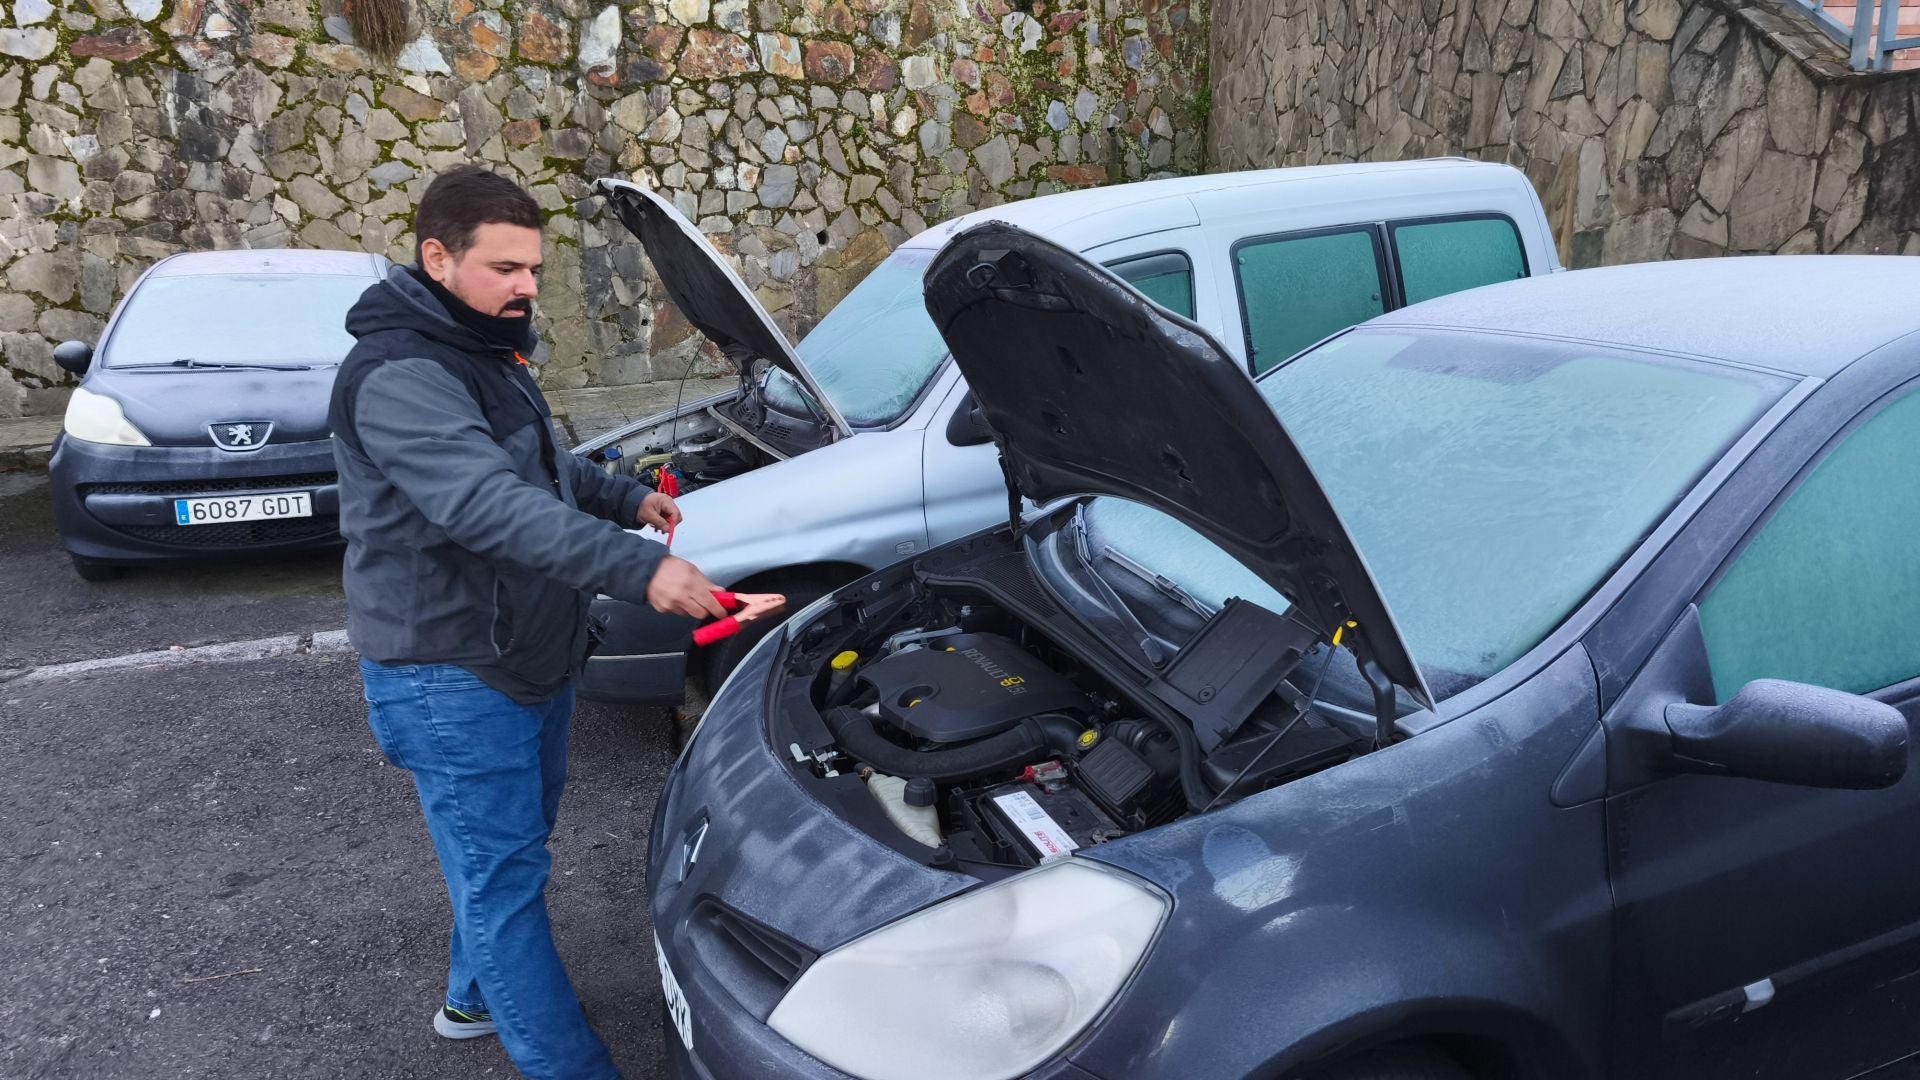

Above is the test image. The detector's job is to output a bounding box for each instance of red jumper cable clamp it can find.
[691,590,787,647]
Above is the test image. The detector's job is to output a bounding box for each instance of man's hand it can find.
[647,555,728,619]
[638,491,682,532]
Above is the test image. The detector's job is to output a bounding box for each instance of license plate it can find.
[656,934,693,1052]
[174,491,313,526]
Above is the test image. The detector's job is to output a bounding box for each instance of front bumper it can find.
[48,435,342,562]
[646,634,1110,1080]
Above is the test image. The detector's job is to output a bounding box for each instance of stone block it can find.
[8,250,79,304]
[70,26,158,61]
[520,11,572,63]
[381,84,446,122]
[0,29,58,60]
[1728,150,1815,251]
[683,28,757,78]
[804,40,854,83]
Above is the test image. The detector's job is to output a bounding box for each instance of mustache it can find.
[500,299,533,316]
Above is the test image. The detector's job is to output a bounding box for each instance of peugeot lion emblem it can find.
[210,421,273,452]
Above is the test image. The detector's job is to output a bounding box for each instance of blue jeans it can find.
[360,660,620,1080]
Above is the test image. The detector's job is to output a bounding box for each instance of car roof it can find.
[899,159,1537,253]
[1365,255,1920,378]
[145,248,388,278]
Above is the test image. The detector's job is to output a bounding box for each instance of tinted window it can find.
[1700,389,1920,699]
[1391,216,1528,306]
[1235,228,1385,375]
[104,274,374,367]
[1108,252,1194,319]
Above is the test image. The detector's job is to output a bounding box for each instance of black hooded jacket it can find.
[329,265,665,703]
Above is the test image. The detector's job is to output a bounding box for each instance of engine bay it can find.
[770,534,1377,874]
[583,400,774,495]
[583,367,839,495]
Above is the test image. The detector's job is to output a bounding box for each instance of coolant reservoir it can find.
[865,771,942,848]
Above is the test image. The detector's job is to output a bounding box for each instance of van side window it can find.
[1234,228,1387,374]
[1391,216,1529,306]
[1107,252,1195,320]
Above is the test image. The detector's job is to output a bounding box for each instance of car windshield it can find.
[786,248,948,427]
[1084,328,1790,698]
[104,273,374,368]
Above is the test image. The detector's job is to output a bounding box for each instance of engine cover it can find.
[858,633,1085,743]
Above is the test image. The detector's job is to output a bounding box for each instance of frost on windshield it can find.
[794,249,950,426]
[105,275,373,367]
[1083,330,1786,697]
[1262,332,1783,682]
[1083,499,1288,615]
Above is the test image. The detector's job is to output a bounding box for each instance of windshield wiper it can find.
[1068,510,1169,667]
[116,358,314,371]
[1097,544,1211,619]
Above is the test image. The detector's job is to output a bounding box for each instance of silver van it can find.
[577,160,1561,704]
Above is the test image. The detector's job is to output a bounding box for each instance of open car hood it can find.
[594,178,849,435]
[922,222,1433,710]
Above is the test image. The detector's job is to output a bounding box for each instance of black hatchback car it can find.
[48,249,387,579]
[647,242,1920,1080]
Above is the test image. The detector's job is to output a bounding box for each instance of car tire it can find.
[698,574,839,695]
[1309,1045,1476,1080]
[69,554,123,582]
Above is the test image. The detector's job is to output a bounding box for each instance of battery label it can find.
[992,790,1080,860]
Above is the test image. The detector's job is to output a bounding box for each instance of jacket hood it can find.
[345,265,541,359]
[922,222,1433,710]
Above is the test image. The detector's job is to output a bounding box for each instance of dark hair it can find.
[414,166,542,264]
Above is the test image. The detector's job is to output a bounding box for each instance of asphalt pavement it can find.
[0,472,348,673]
[0,471,678,1079]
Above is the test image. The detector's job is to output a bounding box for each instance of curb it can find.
[0,442,54,473]
[3,629,355,687]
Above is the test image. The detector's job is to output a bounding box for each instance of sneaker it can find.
[433,1005,498,1040]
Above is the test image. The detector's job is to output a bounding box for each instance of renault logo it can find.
[210,421,272,452]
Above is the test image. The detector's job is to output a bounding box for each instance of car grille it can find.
[115,516,341,548]
[685,901,815,1019]
[78,471,336,497]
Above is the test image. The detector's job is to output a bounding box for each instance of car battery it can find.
[964,772,1124,866]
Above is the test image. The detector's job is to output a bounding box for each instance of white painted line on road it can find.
[6,630,355,686]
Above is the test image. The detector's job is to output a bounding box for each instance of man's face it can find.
[422,222,543,319]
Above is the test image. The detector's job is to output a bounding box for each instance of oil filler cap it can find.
[904,776,937,807]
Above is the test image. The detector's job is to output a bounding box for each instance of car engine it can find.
[772,536,1370,872]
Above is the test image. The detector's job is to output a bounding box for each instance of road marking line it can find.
[4,630,354,686]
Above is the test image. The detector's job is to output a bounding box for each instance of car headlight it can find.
[63,386,151,446]
[767,858,1168,1080]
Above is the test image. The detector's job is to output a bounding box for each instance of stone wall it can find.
[1206,0,1920,269]
[0,0,1208,417]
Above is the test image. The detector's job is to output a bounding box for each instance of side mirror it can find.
[945,390,994,447]
[54,340,94,376]
[1660,679,1908,790]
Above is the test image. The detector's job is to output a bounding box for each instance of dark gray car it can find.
[47,249,386,579]
[647,240,1920,1080]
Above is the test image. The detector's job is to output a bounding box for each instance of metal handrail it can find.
[1784,0,1919,70]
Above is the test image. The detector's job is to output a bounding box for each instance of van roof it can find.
[899,159,1539,252]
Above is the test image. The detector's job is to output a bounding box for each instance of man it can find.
[329,165,726,1080]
